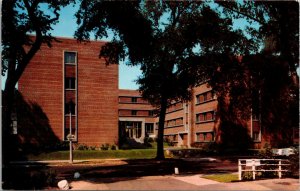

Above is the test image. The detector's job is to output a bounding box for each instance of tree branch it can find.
[218,3,265,25]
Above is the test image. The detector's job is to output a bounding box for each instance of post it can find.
[238,160,242,180]
[278,160,282,178]
[252,160,256,180]
[69,112,73,164]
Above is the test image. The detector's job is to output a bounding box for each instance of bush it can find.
[120,143,130,150]
[100,143,110,150]
[76,144,89,150]
[111,144,117,150]
[288,148,299,177]
[143,137,153,147]
[242,171,254,180]
[89,146,96,150]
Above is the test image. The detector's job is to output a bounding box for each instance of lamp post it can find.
[69,110,73,163]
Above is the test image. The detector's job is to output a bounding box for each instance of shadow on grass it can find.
[49,158,238,185]
[2,162,57,190]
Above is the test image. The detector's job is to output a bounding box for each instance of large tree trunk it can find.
[2,85,17,166]
[156,96,168,160]
[2,50,20,165]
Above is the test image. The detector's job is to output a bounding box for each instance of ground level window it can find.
[145,123,154,135]
[253,132,260,141]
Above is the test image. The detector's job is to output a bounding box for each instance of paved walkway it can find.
[70,175,299,190]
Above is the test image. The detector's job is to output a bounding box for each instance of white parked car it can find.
[272,148,295,156]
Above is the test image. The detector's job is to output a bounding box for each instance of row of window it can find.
[119,96,148,104]
[165,117,183,127]
[119,110,154,116]
[196,132,214,142]
[196,91,215,104]
[196,111,215,123]
[166,102,183,113]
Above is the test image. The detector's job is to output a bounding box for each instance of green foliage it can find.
[202,174,239,183]
[110,144,118,150]
[27,149,157,160]
[75,1,253,160]
[242,171,254,181]
[76,143,89,150]
[143,137,154,147]
[2,0,74,166]
[100,143,110,150]
[89,146,97,150]
[288,148,299,177]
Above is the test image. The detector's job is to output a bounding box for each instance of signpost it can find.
[67,111,74,164]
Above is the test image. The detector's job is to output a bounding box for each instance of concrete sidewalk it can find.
[70,175,299,190]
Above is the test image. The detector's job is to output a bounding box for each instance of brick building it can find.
[18,37,297,149]
[118,89,156,143]
[160,83,262,148]
[19,37,119,146]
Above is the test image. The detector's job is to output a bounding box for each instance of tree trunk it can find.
[2,86,17,166]
[156,96,168,160]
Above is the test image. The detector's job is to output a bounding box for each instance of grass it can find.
[27,149,157,161]
[202,174,239,183]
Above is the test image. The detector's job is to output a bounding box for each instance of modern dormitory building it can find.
[18,37,298,149]
[19,37,119,146]
[118,89,156,143]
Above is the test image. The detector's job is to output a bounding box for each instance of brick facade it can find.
[19,37,118,146]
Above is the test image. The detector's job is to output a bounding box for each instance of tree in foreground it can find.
[214,1,299,147]
[2,0,74,164]
[75,1,252,159]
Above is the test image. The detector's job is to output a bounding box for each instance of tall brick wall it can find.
[19,37,118,146]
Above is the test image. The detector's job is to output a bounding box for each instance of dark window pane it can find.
[65,77,76,89]
[64,52,76,64]
[65,101,75,114]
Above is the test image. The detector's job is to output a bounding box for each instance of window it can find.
[64,52,76,64]
[196,114,199,122]
[203,92,207,102]
[145,123,154,134]
[253,132,260,141]
[65,100,75,115]
[196,111,215,123]
[131,110,137,116]
[149,110,154,116]
[65,77,75,89]
[196,95,200,104]
[132,97,137,103]
[203,113,207,121]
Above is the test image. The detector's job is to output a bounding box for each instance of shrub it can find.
[242,171,253,180]
[288,148,299,177]
[143,137,153,147]
[101,143,110,150]
[89,146,96,150]
[76,144,88,150]
[111,144,117,150]
[120,143,130,150]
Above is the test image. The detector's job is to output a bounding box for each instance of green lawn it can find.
[202,174,239,183]
[27,149,157,161]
